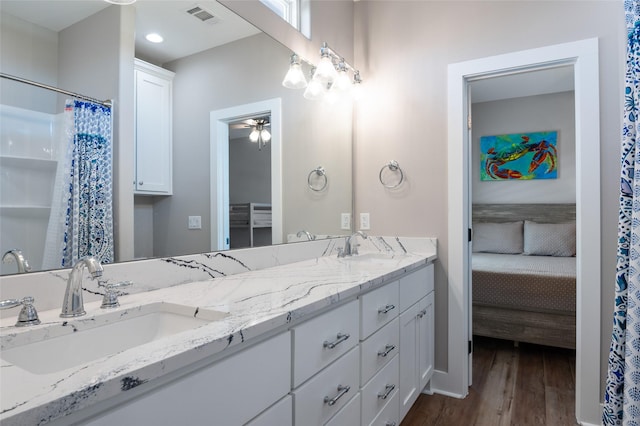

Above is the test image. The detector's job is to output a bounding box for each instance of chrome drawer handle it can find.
[377,344,396,358]
[378,304,396,315]
[377,384,396,400]
[385,422,397,426]
[324,385,350,406]
[417,308,427,318]
[323,333,350,349]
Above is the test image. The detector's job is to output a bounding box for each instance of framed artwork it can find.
[480,131,558,181]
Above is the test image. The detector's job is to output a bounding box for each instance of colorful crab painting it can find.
[480,131,558,180]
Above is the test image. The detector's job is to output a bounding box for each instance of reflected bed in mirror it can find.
[0,0,353,275]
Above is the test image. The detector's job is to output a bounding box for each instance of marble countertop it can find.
[0,239,436,425]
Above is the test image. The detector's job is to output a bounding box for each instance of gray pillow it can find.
[472,221,524,254]
[523,221,576,257]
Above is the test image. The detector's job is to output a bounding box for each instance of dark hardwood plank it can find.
[401,337,578,426]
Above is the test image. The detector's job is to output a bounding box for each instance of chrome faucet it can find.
[339,231,368,257]
[60,256,103,318]
[296,230,316,241]
[2,249,31,273]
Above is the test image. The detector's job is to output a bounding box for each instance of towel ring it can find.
[379,160,404,189]
[308,166,328,192]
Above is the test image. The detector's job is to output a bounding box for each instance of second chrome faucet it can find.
[60,256,103,318]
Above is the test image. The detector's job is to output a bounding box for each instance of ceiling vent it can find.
[186,6,218,24]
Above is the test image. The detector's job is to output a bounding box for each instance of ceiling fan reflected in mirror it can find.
[230,116,271,150]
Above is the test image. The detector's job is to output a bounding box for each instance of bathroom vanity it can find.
[0,237,437,425]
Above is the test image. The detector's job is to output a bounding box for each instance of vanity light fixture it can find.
[145,33,164,43]
[249,120,271,151]
[284,42,362,102]
[282,54,307,89]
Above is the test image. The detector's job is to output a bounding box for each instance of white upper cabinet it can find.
[134,59,174,195]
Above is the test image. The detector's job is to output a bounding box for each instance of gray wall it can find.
[229,137,271,204]
[353,0,624,408]
[472,91,576,204]
[0,13,58,112]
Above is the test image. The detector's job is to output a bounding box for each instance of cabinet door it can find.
[418,292,435,390]
[398,301,420,421]
[135,69,172,194]
[84,332,291,426]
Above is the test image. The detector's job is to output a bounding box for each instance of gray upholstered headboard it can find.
[472,203,576,223]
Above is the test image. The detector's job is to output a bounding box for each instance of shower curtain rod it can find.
[0,72,112,107]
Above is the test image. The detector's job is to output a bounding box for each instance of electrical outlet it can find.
[188,216,202,230]
[360,213,370,230]
[340,213,351,230]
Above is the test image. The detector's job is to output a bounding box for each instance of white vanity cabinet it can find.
[83,331,291,426]
[398,264,435,421]
[134,59,174,195]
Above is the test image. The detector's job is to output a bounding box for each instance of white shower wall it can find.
[0,105,64,274]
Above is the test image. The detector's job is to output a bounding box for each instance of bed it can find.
[472,204,576,349]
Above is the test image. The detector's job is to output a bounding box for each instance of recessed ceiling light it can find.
[104,0,136,5]
[145,33,164,43]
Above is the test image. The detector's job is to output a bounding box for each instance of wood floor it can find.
[401,336,578,426]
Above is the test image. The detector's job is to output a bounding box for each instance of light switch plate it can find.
[188,216,202,230]
[360,213,370,230]
[341,213,351,230]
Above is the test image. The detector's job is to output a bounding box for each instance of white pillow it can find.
[472,221,524,254]
[523,221,576,257]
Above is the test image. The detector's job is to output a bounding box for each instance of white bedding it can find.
[472,252,576,278]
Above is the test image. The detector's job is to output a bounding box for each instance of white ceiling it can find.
[0,0,261,64]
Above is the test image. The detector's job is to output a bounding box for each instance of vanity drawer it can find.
[292,299,359,387]
[361,317,399,385]
[399,264,434,312]
[360,280,399,340]
[369,390,400,426]
[324,392,361,426]
[361,354,399,426]
[293,346,359,426]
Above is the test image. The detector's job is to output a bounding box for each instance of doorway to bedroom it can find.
[446,39,601,424]
[468,70,578,420]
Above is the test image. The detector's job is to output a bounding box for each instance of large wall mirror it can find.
[0,0,353,275]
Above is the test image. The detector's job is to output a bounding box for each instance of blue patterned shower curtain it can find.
[603,1,640,424]
[43,100,114,269]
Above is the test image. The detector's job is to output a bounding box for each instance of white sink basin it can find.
[343,253,397,262]
[1,302,228,375]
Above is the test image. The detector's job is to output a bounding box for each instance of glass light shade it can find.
[333,70,351,92]
[104,0,136,4]
[282,63,307,89]
[315,55,337,84]
[261,129,272,142]
[303,77,326,101]
[249,129,259,142]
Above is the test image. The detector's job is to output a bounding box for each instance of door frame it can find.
[210,98,282,250]
[444,38,601,423]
